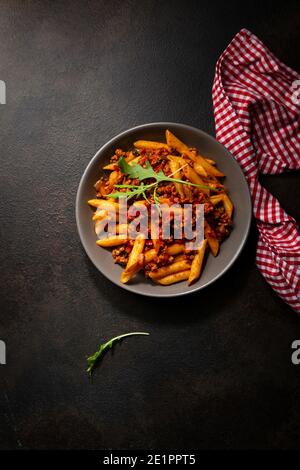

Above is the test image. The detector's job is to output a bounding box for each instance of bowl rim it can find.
[75,122,252,297]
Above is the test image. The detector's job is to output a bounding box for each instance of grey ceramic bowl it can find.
[76,122,251,297]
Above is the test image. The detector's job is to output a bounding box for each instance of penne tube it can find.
[195,155,224,177]
[96,235,128,247]
[109,170,119,186]
[210,194,224,206]
[182,150,224,177]
[149,260,191,280]
[193,161,207,177]
[182,165,210,195]
[204,221,219,256]
[121,271,135,284]
[207,237,219,257]
[168,158,185,198]
[88,199,119,209]
[123,248,158,281]
[134,140,170,150]
[181,149,198,163]
[155,270,191,285]
[122,253,144,276]
[222,194,233,219]
[166,243,185,255]
[165,130,189,152]
[183,165,204,185]
[121,234,145,283]
[205,158,216,165]
[170,157,196,196]
[103,163,117,170]
[188,239,207,285]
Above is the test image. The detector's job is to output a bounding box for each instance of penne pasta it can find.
[182,149,224,178]
[168,158,185,198]
[183,164,205,185]
[165,129,189,152]
[88,199,119,209]
[109,170,119,186]
[121,234,145,283]
[188,239,207,285]
[166,243,185,255]
[134,140,170,150]
[194,154,224,177]
[222,194,233,219]
[204,221,219,256]
[182,164,210,195]
[193,161,207,177]
[125,248,158,279]
[96,235,128,247]
[122,248,158,282]
[103,163,117,170]
[149,260,191,280]
[155,270,191,285]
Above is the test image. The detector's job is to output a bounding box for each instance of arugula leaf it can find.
[118,157,161,181]
[117,156,212,190]
[86,331,150,376]
[106,156,215,208]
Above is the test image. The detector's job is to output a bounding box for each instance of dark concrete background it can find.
[0,0,300,450]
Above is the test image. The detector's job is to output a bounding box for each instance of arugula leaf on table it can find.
[86,332,150,376]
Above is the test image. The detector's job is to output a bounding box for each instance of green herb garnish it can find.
[86,331,150,376]
[107,157,213,206]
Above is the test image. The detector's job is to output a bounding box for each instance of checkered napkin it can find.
[212,29,300,312]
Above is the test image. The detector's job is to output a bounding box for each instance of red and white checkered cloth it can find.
[212,29,300,313]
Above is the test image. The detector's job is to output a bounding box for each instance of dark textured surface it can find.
[0,0,300,450]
